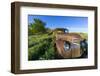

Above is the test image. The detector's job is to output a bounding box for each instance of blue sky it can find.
[28,15,88,33]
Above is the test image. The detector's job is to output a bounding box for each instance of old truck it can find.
[53,28,87,59]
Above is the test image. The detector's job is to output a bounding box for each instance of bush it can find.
[40,42,55,60]
[28,37,53,60]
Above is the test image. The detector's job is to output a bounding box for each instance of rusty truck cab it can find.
[54,28,83,58]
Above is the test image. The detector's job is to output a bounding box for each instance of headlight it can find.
[64,41,70,51]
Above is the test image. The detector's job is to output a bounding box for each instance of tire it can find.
[80,39,88,58]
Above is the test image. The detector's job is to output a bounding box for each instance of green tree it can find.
[29,18,46,34]
[28,24,33,35]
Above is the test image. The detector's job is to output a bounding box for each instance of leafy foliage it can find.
[28,34,56,60]
[28,18,46,35]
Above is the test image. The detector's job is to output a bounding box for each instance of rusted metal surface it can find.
[56,33,82,42]
[55,33,82,58]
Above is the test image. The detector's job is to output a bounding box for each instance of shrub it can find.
[28,37,53,60]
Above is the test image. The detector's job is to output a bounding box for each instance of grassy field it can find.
[69,32,88,39]
[77,32,88,39]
